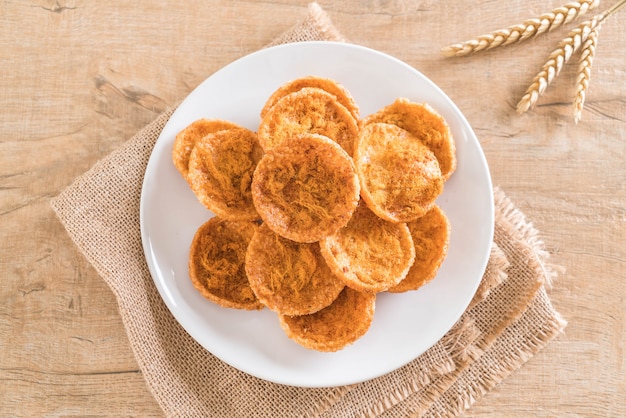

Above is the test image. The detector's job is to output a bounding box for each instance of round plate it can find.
[140,41,494,388]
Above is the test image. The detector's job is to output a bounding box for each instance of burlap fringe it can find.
[468,243,509,309]
[493,187,560,288]
[265,3,345,48]
[425,295,567,417]
[441,317,483,365]
[303,385,356,418]
[353,358,456,418]
[347,315,482,418]
[310,348,458,418]
[360,385,428,418]
[306,2,345,41]
[358,320,484,417]
[413,374,462,418]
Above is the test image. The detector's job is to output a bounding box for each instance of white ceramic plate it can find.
[140,41,494,388]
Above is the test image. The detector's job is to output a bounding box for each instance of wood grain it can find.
[1,0,624,416]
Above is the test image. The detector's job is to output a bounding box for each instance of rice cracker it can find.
[362,98,456,180]
[355,122,444,223]
[279,287,375,352]
[172,118,241,179]
[388,205,451,293]
[260,76,360,121]
[320,204,415,293]
[245,223,345,316]
[188,217,263,310]
[187,127,263,221]
[252,133,360,243]
[257,87,358,156]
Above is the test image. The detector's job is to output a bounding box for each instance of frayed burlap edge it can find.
[468,244,509,310]
[265,3,345,47]
[493,188,561,289]
[313,340,462,418]
[366,318,483,418]
[424,288,567,417]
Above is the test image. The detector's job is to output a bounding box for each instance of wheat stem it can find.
[573,25,602,123]
[601,0,626,15]
[441,0,599,57]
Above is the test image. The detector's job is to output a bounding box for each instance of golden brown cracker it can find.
[187,127,263,221]
[245,224,345,316]
[172,118,241,179]
[278,287,376,352]
[252,133,360,243]
[388,205,451,293]
[320,204,415,293]
[362,98,456,180]
[188,217,263,310]
[257,87,358,156]
[261,76,360,121]
[355,122,444,223]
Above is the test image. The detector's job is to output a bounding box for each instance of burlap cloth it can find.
[51,3,567,417]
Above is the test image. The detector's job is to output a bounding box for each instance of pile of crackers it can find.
[172,76,456,352]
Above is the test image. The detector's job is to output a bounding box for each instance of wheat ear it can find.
[441,0,599,57]
[515,16,602,113]
[573,25,602,123]
[573,0,626,121]
[517,0,626,114]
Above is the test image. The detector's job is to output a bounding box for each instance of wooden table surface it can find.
[1,1,624,416]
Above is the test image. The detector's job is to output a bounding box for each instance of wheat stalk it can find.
[517,0,626,114]
[573,25,602,123]
[441,0,599,57]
